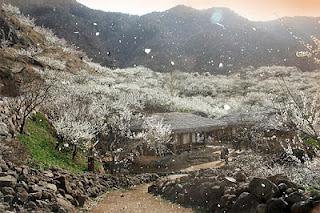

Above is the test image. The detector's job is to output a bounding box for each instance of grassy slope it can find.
[18,112,87,173]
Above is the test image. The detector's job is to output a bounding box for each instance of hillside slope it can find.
[3,0,320,73]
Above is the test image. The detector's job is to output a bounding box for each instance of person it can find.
[221,146,229,165]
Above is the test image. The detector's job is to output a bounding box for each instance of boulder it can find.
[43,171,54,178]
[234,183,250,197]
[249,178,279,201]
[291,201,314,213]
[0,163,9,172]
[235,172,247,182]
[55,176,72,194]
[0,122,9,138]
[0,175,17,187]
[45,183,57,192]
[268,174,299,190]
[24,201,38,210]
[3,194,14,204]
[256,204,267,213]
[219,194,237,209]
[230,192,260,213]
[285,192,306,206]
[187,182,224,207]
[0,191,3,202]
[0,203,9,212]
[16,187,29,203]
[1,187,15,195]
[148,184,159,195]
[278,183,288,193]
[311,202,320,213]
[75,195,87,207]
[28,191,42,201]
[31,184,44,193]
[57,197,76,212]
[41,190,53,200]
[207,185,225,209]
[265,198,288,213]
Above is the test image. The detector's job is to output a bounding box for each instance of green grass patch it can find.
[18,112,87,173]
[304,137,320,149]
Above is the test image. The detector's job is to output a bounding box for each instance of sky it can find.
[77,0,320,21]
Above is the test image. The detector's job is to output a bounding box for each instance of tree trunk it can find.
[87,147,95,172]
[72,144,77,160]
[19,118,26,134]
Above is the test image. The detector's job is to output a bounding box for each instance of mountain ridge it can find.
[2,0,320,73]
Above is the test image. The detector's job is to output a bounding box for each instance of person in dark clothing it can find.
[221,146,229,165]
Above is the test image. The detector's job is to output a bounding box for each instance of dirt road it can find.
[91,149,229,213]
[91,184,192,213]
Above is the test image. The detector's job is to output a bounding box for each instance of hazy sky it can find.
[77,0,320,21]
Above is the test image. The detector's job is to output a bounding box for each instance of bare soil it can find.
[90,146,235,213]
[90,184,193,213]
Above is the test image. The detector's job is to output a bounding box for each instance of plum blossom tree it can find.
[280,92,320,142]
[6,77,51,134]
[141,116,172,156]
[99,107,138,161]
[296,36,320,65]
[51,94,98,160]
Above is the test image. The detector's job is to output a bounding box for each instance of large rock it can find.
[219,194,237,209]
[75,194,87,207]
[56,197,76,212]
[0,122,9,138]
[285,191,306,206]
[268,174,299,190]
[1,187,15,195]
[230,192,260,213]
[0,175,17,187]
[28,191,42,201]
[55,176,72,194]
[44,183,58,192]
[311,203,320,213]
[291,201,314,213]
[249,178,279,201]
[187,182,224,207]
[43,171,54,178]
[265,198,288,213]
[235,172,247,182]
[16,187,29,203]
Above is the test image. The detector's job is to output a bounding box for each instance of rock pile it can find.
[0,155,159,212]
[149,169,320,213]
[0,99,15,140]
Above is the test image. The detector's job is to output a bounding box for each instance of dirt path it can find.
[91,148,232,213]
[91,184,192,213]
[181,160,224,172]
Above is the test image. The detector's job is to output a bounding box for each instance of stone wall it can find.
[0,154,159,212]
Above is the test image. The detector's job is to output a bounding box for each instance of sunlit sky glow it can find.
[77,0,320,21]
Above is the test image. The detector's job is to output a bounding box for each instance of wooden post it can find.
[204,132,208,146]
[172,134,178,154]
[173,143,177,154]
[189,133,193,151]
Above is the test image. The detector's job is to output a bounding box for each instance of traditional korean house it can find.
[131,111,297,155]
[130,112,227,154]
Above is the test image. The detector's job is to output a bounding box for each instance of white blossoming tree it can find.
[50,94,98,160]
[296,36,320,65]
[280,92,320,143]
[141,116,172,156]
